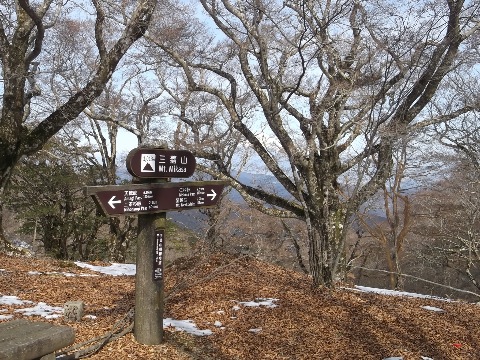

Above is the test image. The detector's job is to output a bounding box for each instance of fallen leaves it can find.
[0,252,479,359]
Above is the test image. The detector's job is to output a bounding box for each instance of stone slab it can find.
[0,319,75,360]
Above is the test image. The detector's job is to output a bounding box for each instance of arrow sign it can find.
[207,189,217,201]
[85,181,228,216]
[126,148,196,179]
[108,196,122,209]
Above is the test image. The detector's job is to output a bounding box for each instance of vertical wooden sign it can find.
[153,229,164,281]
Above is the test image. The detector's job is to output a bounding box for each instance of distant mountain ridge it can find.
[115,170,413,232]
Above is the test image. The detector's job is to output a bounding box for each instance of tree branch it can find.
[22,0,158,155]
[18,0,45,68]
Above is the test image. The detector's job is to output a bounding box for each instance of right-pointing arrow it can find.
[207,189,217,201]
[108,196,122,209]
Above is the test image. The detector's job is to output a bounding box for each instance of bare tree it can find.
[0,0,158,247]
[147,0,480,286]
[415,160,480,295]
[356,138,413,290]
[415,105,480,293]
[162,84,250,248]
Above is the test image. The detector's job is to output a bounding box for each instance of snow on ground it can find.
[0,295,31,306]
[28,270,87,277]
[0,292,214,336]
[421,305,445,312]
[164,318,212,336]
[352,286,450,313]
[0,262,281,337]
[0,260,455,359]
[74,262,136,276]
[15,302,64,319]
[353,285,452,301]
[237,298,279,308]
[0,294,62,319]
[71,264,451,306]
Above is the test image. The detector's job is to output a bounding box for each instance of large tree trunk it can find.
[308,197,348,287]
[308,226,344,287]
[0,200,12,251]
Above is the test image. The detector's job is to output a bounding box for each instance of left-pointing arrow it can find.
[108,196,122,209]
[85,180,227,216]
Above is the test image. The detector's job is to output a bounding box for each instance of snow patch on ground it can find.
[74,262,136,276]
[353,286,451,301]
[421,305,445,312]
[0,295,63,319]
[0,308,13,321]
[0,259,460,359]
[0,295,33,306]
[238,298,279,308]
[14,302,64,319]
[164,318,212,336]
[0,294,213,336]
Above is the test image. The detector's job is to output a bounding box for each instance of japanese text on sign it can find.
[86,181,226,216]
[126,149,196,178]
[153,230,164,281]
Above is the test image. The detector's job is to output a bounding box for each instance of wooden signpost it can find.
[84,147,227,345]
[85,181,225,216]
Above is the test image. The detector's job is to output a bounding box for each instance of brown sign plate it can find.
[85,181,227,216]
[126,148,196,178]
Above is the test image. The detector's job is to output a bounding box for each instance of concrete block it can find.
[63,301,84,322]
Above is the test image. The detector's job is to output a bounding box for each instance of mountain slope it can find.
[0,253,478,359]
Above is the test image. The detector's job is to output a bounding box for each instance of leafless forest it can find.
[0,0,479,299]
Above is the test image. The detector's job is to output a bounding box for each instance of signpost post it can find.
[84,147,227,345]
[134,208,166,344]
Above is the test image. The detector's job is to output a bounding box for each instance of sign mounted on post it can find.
[126,148,196,178]
[84,146,228,346]
[153,229,164,281]
[85,180,227,216]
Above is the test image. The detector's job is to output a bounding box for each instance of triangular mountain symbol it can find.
[143,163,154,171]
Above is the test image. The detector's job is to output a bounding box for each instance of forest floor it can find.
[0,252,479,360]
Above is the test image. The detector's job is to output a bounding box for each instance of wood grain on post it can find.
[134,211,166,344]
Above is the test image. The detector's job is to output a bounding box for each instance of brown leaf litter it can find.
[0,252,479,359]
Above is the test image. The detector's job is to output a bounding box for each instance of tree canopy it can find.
[0,0,158,245]
[148,0,480,286]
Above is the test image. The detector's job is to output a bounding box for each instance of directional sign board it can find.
[126,148,196,178]
[85,181,227,216]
